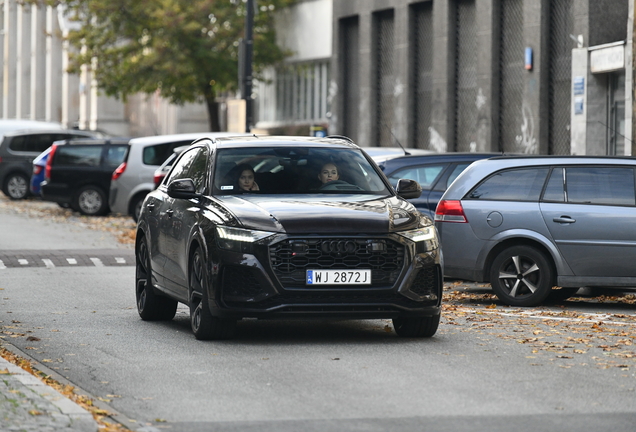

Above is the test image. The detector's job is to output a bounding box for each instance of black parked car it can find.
[136,135,443,340]
[0,128,98,199]
[372,152,502,219]
[40,138,130,215]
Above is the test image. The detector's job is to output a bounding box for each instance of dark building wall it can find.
[330,0,628,154]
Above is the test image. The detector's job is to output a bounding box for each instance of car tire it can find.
[130,193,147,223]
[489,245,554,307]
[189,248,236,340]
[392,314,440,338]
[135,236,178,321]
[75,186,108,216]
[546,287,580,303]
[2,172,30,200]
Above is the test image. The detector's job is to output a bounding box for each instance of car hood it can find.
[213,194,420,234]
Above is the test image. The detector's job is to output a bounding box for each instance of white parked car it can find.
[109,132,248,221]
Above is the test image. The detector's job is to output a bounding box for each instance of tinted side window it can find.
[387,164,446,189]
[566,166,635,206]
[9,133,86,153]
[143,140,193,166]
[55,146,103,167]
[188,148,209,193]
[164,148,199,185]
[443,163,472,190]
[105,145,128,167]
[467,168,549,201]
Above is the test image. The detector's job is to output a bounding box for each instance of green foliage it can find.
[53,0,294,111]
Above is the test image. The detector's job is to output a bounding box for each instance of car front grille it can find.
[269,238,405,288]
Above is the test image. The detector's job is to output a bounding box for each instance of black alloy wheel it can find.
[75,186,108,216]
[392,314,440,338]
[489,245,554,307]
[189,248,236,340]
[130,193,147,223]
[3,173,29,200]
[135,236,177,321]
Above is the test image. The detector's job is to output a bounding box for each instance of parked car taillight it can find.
[33,165,43,175]
[434,200,468,223]
[44,145,57,181]
[112,162,127,180]
[153,173,165,189]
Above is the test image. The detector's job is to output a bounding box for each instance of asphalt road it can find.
[1,198,635,432]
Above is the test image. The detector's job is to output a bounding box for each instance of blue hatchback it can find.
[30,147,52,196]
[371,151,501,219]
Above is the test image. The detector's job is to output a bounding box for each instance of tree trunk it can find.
[205,95,220,132]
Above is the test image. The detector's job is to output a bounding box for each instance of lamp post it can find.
[243,0,254,132]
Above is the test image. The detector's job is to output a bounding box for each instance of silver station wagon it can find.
[435,156,636,306]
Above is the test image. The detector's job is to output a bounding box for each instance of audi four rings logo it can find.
[321,240,357,254]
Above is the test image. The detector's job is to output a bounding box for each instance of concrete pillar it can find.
[430,0,452,152]
[475,0,497,152]
[46,6,63,123]
[394,4,409,147]
[357,12,372,147]
[31,3,47,121]
[0,5,4,118]
[78,44,91,130]
[3,0,17,119]
[16,4,32,119]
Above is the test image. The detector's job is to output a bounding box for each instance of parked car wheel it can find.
[189,248,236,340]
[489,245,554,307]
[135,237,177,321]
[3,172,29,200]
[130,193,147,223]
[546,287,580,303]
[392,314,440,337]
[75,186,108,216]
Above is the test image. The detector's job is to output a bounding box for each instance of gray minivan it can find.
[435,155,636,306]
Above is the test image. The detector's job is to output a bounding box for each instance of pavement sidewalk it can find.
[0,354,97,432]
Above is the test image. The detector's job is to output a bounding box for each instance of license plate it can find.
[306,270,371,285]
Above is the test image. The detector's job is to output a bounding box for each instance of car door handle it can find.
[166,209,174,217]
[553,216,575,224]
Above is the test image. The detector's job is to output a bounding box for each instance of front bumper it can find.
[207,233,443,320]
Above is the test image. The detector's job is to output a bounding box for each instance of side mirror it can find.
[396,178,422,199]
[167,178,199,199]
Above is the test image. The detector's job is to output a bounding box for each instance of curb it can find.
[0,354,97,431]
[0,343,139,432]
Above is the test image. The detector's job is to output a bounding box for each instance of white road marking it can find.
[0,260,5,270]
[115,257,126,264]
[90,258,104,267]
[18,259,28,265]
[42,259,55,269]
[67,258,77,265]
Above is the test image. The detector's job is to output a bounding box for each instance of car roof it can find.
[0,119,63,134]
[3,128,96,137]
[197,135,360,150]
[128,132,249,146]
[374,151,503,168]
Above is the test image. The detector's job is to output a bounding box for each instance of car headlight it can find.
[216,226,275,253]
[396,226,436,242]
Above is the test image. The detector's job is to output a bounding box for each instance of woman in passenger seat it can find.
[235,164,260,191]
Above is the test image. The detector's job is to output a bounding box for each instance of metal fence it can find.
[340,17,360,142]
[454,0,478,152]
[374,10,395,147]
[499,0,526,153]
[411,2,434,150]
[549,0,574,155]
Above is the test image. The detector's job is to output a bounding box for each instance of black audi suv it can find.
[135,135,443,339]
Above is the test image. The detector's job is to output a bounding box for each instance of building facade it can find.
[329,0,632,155]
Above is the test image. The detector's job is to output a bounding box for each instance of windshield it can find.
[213,147,391,195]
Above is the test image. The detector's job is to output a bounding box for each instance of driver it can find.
[318,162,340,185]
